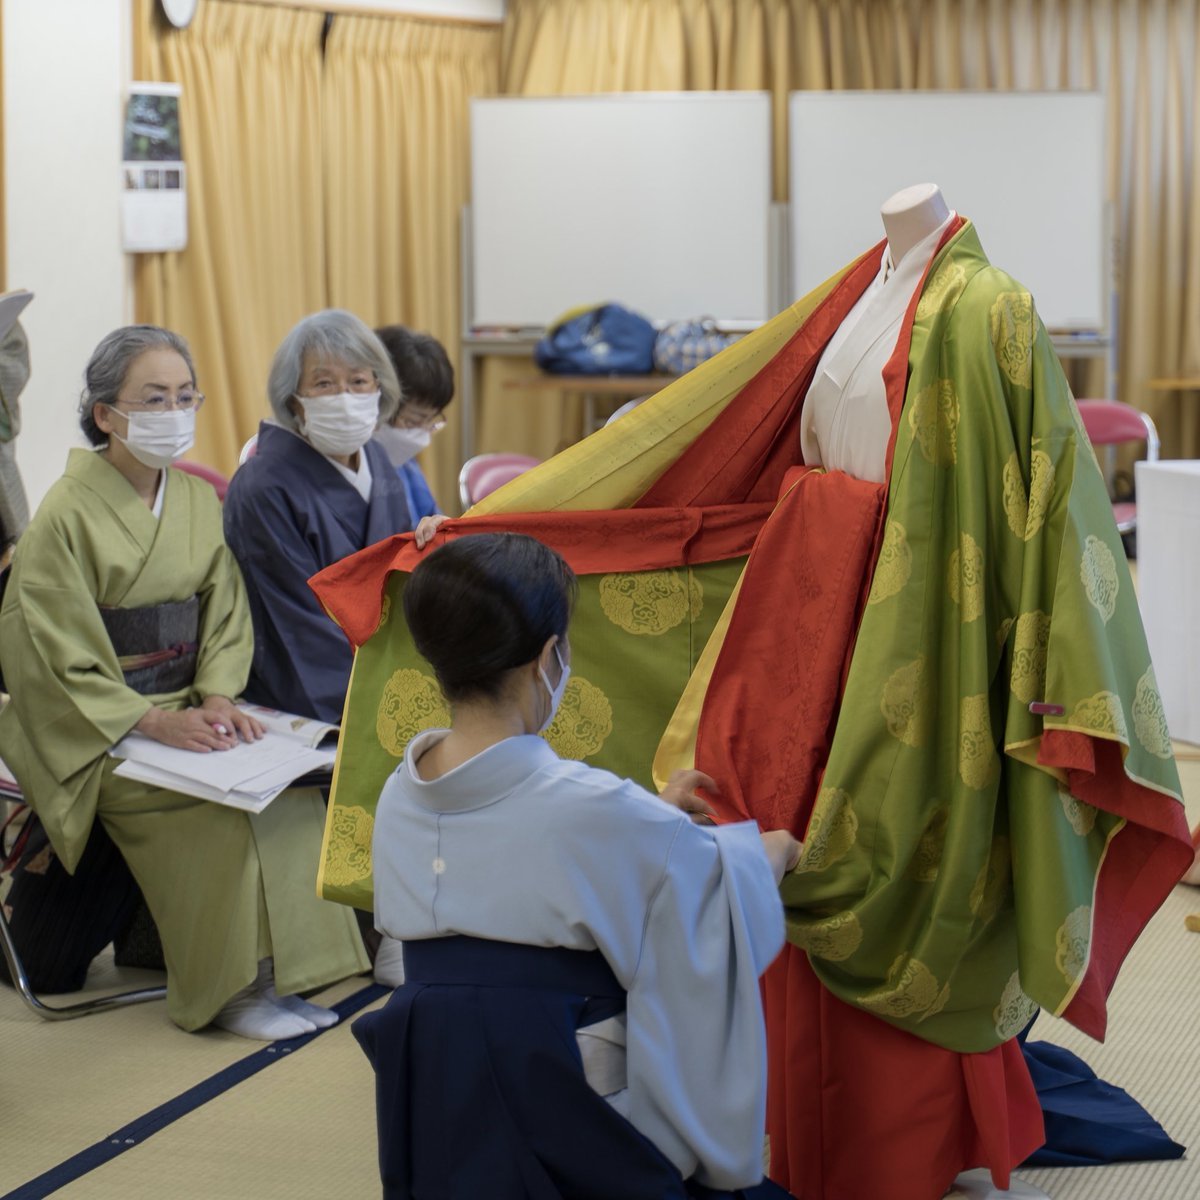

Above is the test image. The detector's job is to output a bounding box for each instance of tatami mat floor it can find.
[3,756,1198,1200]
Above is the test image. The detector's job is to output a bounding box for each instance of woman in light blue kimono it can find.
[359,532,800,1199]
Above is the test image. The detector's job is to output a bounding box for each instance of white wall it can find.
[4,0,133,514]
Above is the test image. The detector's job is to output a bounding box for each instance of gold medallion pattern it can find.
[969,836,1010,922]
[996,616,1015,649]
[868,521,912,605]
[1059,783,1097,837]
[794,787,858,873]
[1069,691,1128,743]
[376,594,392,631]
[859,955,944,1020]
[599,570,697,636]
[1010,610,1052,704]
[881,656,929,747]
[1025,451,1055,539]
[993,971,1039,1040]
[1055,905,1092,985]
[910,807,950,883]
[1132,666,1173,759]
[959,693,999,790]
[948,531,984,622]
[1080,535,1119,624]
[792,910,864,962]
[916,260,969,321]
[1002,451,1054,540]
[1002,453,1028,538]
[543,676,613,759]
[908,379,960,467]
[376,669,451,757]
[324,804,375,888]
[990,291,1035,388]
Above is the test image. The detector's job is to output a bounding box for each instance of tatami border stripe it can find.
[2,982,389,1200]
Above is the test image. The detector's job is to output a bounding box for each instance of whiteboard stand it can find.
[458,206,542,499]
[769,202,790,321]
[1047,202,1118,403]
[458,199,785,480]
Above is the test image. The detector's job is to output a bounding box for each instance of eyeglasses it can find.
[112,391,206,412]
[393,410,446,433]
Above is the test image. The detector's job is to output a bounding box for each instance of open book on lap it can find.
[109,702,338,813]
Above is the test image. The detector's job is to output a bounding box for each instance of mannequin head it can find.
[880,183,950,269]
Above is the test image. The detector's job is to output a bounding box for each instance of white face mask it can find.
[111,408,196,469]
[375,424,432,468]
[296,391,380,458]
[537,644,571,734]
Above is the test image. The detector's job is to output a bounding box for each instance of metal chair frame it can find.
[1075,399,1160,536]
[0,793,167,1020]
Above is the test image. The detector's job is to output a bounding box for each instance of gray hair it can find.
[79,325,196,446]
[266,309,401,430]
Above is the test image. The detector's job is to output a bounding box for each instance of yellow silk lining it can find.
[470,270,849,517]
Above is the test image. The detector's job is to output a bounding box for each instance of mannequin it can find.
[800,183,955,483]
[880,181,951,268]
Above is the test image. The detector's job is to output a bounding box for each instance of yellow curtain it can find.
[133,0,327,475]
[494,0,1200,460]
[323,15,500,508]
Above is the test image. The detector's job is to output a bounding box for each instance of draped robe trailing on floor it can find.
[0,450,366,1028]
[307,219,1192,1199]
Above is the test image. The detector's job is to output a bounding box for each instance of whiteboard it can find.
[789,92,1107,331]
[470,93,773,328]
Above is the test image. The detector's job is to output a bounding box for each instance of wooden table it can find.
[1146,378,1200,453]
[502,373,679,434]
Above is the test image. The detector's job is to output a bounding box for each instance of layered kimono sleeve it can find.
[625,819,784,1190]
[1,512,151,781]
[0,510,152,868]
[188,483,254,703]
[223,477,351,723]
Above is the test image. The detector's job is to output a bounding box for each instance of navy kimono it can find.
[223,421,412,723]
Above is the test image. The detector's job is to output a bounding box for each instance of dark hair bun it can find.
[402,533,576,703]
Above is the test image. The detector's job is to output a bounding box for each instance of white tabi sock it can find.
[263,983,339,1029]
[373,936,406,987]
[213,987,316,1041]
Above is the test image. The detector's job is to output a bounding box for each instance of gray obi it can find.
[98,596,200,696]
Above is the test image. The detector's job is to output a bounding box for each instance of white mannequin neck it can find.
[880,183,950,269]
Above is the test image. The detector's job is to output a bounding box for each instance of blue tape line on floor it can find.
[2,981,389,1200]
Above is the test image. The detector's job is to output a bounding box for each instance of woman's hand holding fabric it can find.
[659,768,718,823]
[413,513,448,550]
[760,830,803,883]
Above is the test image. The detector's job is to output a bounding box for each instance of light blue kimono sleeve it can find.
[624,819,785,1190]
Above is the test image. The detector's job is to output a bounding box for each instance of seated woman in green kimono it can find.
[0,326,367,1038]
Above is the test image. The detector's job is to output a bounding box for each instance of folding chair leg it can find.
[0,902,166,1021]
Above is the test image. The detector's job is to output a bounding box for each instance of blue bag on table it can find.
[534,303,657,375]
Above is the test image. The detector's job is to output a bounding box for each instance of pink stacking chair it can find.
[1075,399,1160,535]
[458,453,541,510]
[175,459,230,503]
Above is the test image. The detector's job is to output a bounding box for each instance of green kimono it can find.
[0,449,366,1029]
[775,224,1192,1052]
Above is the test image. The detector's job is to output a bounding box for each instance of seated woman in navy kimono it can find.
[358,532,800,1199]
[223,309,444,727]
[223,309,441,986]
